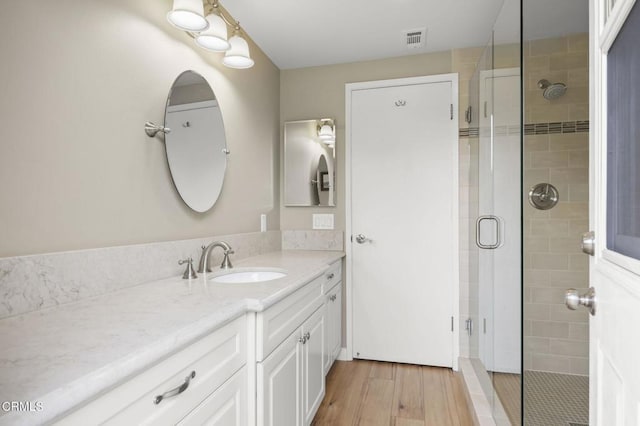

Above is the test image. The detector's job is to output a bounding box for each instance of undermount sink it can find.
[209,268,287,284]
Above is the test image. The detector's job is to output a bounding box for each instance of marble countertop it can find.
[0,250,344,426]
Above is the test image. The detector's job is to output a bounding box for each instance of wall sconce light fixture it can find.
[317,119,336,145]
[168,0,254,69]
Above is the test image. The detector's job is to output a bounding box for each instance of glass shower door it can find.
[484,65,522,425]
[470,1,523,421]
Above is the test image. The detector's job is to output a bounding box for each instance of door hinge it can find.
[450,104,454,120]
[451,316,454,332]
[465,318,473,336]
[483,101,487,118]
[581,231,595,256]
[483,318,487,334]
[465,106,472,124]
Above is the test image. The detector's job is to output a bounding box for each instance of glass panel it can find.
[522,0,590,423]
[468,0,522,422]
[607,0,640,261]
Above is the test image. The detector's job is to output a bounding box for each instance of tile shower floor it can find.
[495,371,589,425]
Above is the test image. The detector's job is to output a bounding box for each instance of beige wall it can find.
[0,0,280,257]
[280,52,453,231]
[523,34,590,375]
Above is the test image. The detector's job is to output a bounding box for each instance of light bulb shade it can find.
[167,0,208,32]
[195,13,230,52]
[318,124,335,143]
[222,35,255,69]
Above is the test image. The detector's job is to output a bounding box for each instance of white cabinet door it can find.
[302,308,325,425]
[330,284,342,363]
[177,367,247,426]
[258,331,302,426]
[324,282,342,374]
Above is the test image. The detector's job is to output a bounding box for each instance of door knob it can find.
[355,234,369,244]
[565,287,596,316]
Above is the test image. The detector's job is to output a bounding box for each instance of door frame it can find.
[590,0,640,423]
[344,74,460,370]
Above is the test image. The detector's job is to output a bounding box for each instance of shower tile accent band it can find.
[458,120,589,138]
[459,127,479,138]
[524,120,590,135]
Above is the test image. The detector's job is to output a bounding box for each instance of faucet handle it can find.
[221,250,234,269]
[178,258,198,279]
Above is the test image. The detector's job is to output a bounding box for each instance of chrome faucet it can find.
[198,241,234,273]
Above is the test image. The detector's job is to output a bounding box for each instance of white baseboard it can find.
[337,347,351,361]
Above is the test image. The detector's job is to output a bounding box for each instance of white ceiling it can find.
[523,0,589,41]
[222,0,589,70]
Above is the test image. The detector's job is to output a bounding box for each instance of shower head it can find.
[537,79,567,100]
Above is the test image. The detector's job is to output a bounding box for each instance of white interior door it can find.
[590,0,640,423]
[478,69,521,374]
[347,75,458,368]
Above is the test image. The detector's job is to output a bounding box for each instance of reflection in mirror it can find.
[284,119,335,206]
[164,71,228,213]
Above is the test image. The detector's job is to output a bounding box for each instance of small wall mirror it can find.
[164,70,228,213]
[284,119,336,206]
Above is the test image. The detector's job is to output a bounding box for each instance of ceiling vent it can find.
[403,28,427,49]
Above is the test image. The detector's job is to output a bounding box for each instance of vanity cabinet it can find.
[53,258,344,426]
[256,274,327,426]
[177,367,247,426]
[324,282,342,374]
[324,282,342,373]
[301,307,325,425]
[258,307,324,426]
[323,260,343,374]
[56,315,248,426]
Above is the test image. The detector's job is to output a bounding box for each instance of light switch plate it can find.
[260,214,267,232]
[312,214,334,230]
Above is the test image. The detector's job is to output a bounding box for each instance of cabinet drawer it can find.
[177,366,247,426]
[257,275,323,361]
[58,315,247,426]
[323,260,342,293]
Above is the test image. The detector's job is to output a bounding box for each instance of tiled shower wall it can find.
[523,33,590,375]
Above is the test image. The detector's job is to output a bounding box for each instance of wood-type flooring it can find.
[312,360,473,426]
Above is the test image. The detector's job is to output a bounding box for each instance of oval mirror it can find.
[164,71,227,213]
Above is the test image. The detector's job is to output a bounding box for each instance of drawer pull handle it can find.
[154,371,196,405]
[327,273,335,280]
[305,332,311,341]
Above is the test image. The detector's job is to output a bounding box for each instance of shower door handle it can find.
[475,216,503,249]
